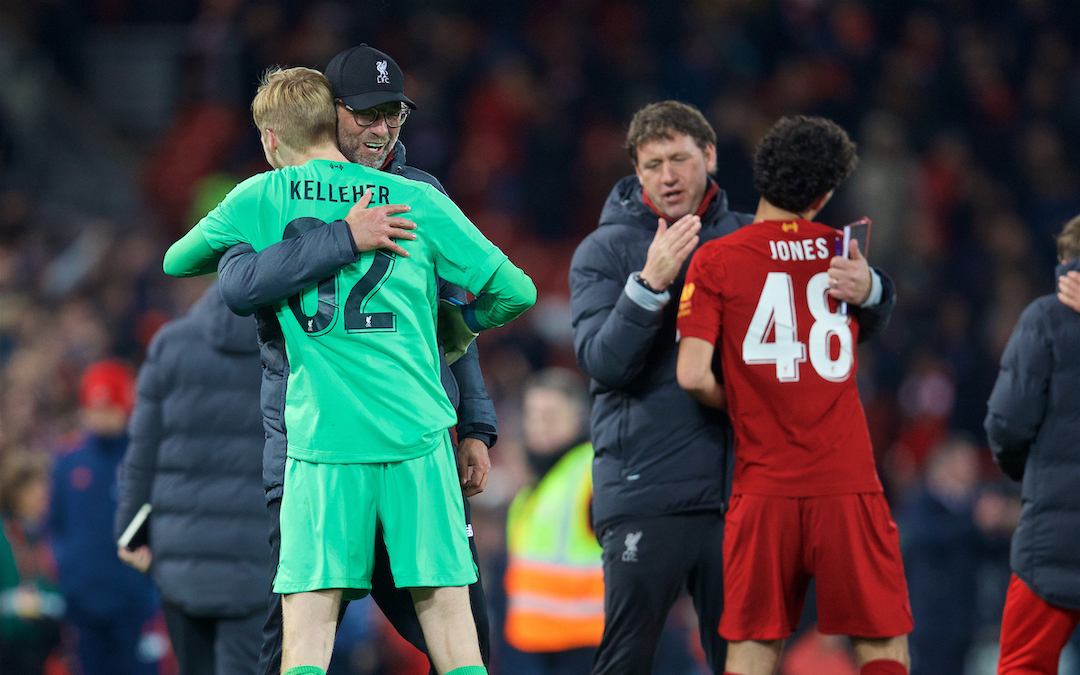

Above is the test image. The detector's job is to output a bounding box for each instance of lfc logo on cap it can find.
[376,60,390,84]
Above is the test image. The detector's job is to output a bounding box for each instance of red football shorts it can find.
[720,492,913,642]
[998,574,1080,674]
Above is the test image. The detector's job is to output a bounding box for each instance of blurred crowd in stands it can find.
[2,0,1080,673]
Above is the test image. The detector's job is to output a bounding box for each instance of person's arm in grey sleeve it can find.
[850,267,896,344]
[984,306,1052,481]
[217,220,359,316]
[570,236,668,390]
[114,335,167,542]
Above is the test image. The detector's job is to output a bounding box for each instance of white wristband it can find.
[859,269,883,307]
[624,271,670,311]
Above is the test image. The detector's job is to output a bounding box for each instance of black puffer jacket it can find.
[570,175,897,531]
[985,257,1080,611]
[115,283,269,617]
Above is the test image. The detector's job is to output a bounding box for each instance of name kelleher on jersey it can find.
[289,179,394,205]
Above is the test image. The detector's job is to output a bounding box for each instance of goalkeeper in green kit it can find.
[163,67,535,675]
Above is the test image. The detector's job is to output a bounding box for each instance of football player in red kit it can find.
[676,115,913,675]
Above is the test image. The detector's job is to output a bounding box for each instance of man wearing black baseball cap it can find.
[212,45,496,675]
[325,44,416,169]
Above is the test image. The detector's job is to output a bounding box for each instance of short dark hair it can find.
[626,101,717,165]
[752,116,858,213]
[1058,215,1080,262]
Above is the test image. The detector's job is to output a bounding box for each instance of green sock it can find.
[283,668,325,675]
[444,667,487,675]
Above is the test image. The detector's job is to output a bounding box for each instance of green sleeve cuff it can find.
[469,260,537,330]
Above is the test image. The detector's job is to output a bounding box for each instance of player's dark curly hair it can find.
[752,116,858,214]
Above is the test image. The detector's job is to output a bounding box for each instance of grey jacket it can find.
[115,283,269,617]
[571,176,897,530]
[985,257,1080,610]
[216,141,497,502]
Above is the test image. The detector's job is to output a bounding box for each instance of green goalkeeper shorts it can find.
[274,433,477,599]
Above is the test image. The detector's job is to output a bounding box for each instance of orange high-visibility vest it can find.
[504,443,604,652]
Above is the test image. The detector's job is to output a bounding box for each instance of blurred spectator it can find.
[0,451,65,673]
[899,436,1015,675]
[502,368,599,674]
[884,356,955,500]
[985,216,1080,673]
[49,359,161,675]
[843,110,914,275]
[114,282,268,675]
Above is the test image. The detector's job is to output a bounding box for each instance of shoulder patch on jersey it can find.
[678,282,695,318]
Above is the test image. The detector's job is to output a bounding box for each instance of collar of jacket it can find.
[641,178,720,224]
[380,140,407,174]
[597,174,733,233]
[1056,256,1080,279]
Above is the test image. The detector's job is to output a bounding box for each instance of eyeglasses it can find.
[338,101,409,128]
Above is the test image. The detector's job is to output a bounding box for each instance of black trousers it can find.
[162,601,263,675]
[258,497,490,675]
[591,512,726,675]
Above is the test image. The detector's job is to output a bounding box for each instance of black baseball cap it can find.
[325,44,416,111]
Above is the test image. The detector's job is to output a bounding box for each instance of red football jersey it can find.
[677,219,882,497]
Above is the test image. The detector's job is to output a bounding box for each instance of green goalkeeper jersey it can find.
[182,159,521,463]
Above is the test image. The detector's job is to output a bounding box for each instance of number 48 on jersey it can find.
[742,272,854,383]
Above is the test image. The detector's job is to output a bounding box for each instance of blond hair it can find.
[252,66,337,152]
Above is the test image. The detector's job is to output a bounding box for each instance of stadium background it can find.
[1,0,1079,672]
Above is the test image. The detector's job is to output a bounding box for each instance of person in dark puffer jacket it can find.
[985,215,1080,674]
[115,281,269,675]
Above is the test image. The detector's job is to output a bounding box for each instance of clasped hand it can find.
[827,240,872,305]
